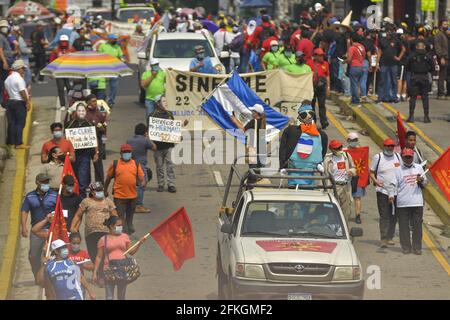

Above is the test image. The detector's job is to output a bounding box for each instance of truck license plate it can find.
[287,293,312,300]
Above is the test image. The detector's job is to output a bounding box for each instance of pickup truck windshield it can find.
[241,201,345,239]
[118,9,154,22]
[153,39,214,59]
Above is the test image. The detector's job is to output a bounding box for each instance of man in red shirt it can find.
[289,24,301,50]
[50,35,74,110]
[260,31,278,59]
[41,122,75,163]
[347,34,366,104]
[297,30,314,65]
[253,15,277,51]
[307,48,330,129]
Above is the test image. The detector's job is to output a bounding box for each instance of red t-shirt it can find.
[307,60,330,81]
[289,29,301,49]
[348,43,366,67]
[41,138,75,158]
[297,39,314,61]
[68,249,91,274]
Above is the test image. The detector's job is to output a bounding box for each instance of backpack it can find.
[229,33,244,52]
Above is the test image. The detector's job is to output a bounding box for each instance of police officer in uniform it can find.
[405,40,433,123]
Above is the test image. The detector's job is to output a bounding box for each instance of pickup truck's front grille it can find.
[268,263,331,276]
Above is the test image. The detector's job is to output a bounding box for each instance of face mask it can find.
[271,46,279,52]
[71,244,80,253]
[53,131,63,139]
[114,226,123,235]
[151,65,159,72]
[348,141,359,148]
[66,186,74,194]
[95,191,105,199]
[57,154,65,162]
[197,53,205,60]
[40,184,50,193]
[285,50,292,57]
[383,150,394,157]
[333,150,344,156]
[122,152,132,161]
[60,248,69,259]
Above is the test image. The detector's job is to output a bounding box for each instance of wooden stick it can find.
[123,232,151,256]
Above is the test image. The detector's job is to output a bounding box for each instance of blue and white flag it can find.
[202,72,289,143]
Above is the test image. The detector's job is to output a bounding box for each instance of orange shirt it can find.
[41,138,75,158]
[107,159,144,199]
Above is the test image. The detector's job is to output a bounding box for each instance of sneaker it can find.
[157,186,164,192]
[135,205,151,213]
[168,186,177,193]
[402,249,412,254]
[387,240,395,246]
[413,249,422,255]
[424,116,431,123]
[60,106,66,111]
[355,215,361,224]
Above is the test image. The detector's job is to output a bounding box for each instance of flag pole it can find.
[45,184,63,258]
[123,232,151,256]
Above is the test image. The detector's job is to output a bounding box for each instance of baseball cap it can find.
[298,103,313,113]
[295,50,305,57]
[249,104,264,114]
[313,48,325,56]
[108,33,118,40]
[51,239,66,251]
[150,58,159,65]
[314,3,323,11]
[60,34,69,42]
[195,45,205,53]
[401,148,414,157]
[120,144,133,152]
[11,59,26,71]
[347,132,359,140]
[329,139,343,149]
[62,175,75,186]
[89,181,104,191]
[270,40,278,46]
[383,138,396,146]
[36,173,50,183]
[396,28,404,34]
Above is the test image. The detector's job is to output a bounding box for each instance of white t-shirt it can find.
[389,163,427,208]
[370,152,401,195]
[330,154,349,183]
[5,71,27,101]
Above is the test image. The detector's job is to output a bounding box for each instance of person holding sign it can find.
[65,103,100,198]
[140,58,166,119]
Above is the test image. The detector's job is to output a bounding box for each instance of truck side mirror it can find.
[350,227,363,238]
[137,51,147,59]
[221,224,233,234]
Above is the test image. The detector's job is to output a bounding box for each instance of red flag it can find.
[345,147,370,188]
[62,153,79,194]
[429,147,450,202]
[397,112,407,150]
[48,195,69,244]
[150,207,195,271]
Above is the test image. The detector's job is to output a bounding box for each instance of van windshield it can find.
[153,39,214,59]
[241,201,346,239]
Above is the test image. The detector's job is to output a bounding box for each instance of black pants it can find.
[438,63,447,96]
[93,140,105,184]
[56,78,70,108]
[409,75,430,116]
[86,232,108,263]
[376,192,397,241]
[33,52,46,81]
[312,86,328,127]
[114,198,137,234]
[397,206,423,251]
[6,100,27,146]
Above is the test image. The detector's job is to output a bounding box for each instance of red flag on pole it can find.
[150,207,195,271]
[397,112,407,150]
[61,153,79,194]
[48,195,70,244]
[345,147,370,187]
[429,147,450,202]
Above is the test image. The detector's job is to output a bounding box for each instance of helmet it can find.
[60,34,69,42]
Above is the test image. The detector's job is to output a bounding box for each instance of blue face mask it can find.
[151,65,159,72]
[114,226,123,235]
[40,184,50,193]
[95,191,104,199]
[60,248,69,259]
[53,131,63,139]
[122,152,132,161]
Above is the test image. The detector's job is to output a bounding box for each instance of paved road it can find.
[10,73,450,300]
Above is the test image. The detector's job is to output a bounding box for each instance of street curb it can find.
[0,104,33,300]
[330,94,450,227]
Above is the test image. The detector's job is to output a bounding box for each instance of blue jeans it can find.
[105,280,127,300]
[380,65,398,101]
[137,163,148,205]
[330,58,342,92]
[145,100,156,120]
[361,60,369,97]
[349,66,364,104]
[107,78,119,106]
[74,150,92,197]
[339,61,351,96]
[6,100,27,146]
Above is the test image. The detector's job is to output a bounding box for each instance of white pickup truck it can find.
[217,166,364,300]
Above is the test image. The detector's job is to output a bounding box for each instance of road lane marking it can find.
[380,102,444,154]
[213,171,224,187]
[328,108,450,277]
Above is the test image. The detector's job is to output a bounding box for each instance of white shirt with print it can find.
[389,163,427,208]
[370,152,401,195]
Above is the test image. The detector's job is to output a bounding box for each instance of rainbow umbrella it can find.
[40,51,134,79]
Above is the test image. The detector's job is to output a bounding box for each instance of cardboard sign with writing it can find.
[65,126,98,149]
[148,117,183,143]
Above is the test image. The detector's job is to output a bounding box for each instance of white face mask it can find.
[383,149,394,157]
[348,141,359,148]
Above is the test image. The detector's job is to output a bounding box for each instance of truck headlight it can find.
[333,266,361,281]
[235,263,266,279]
